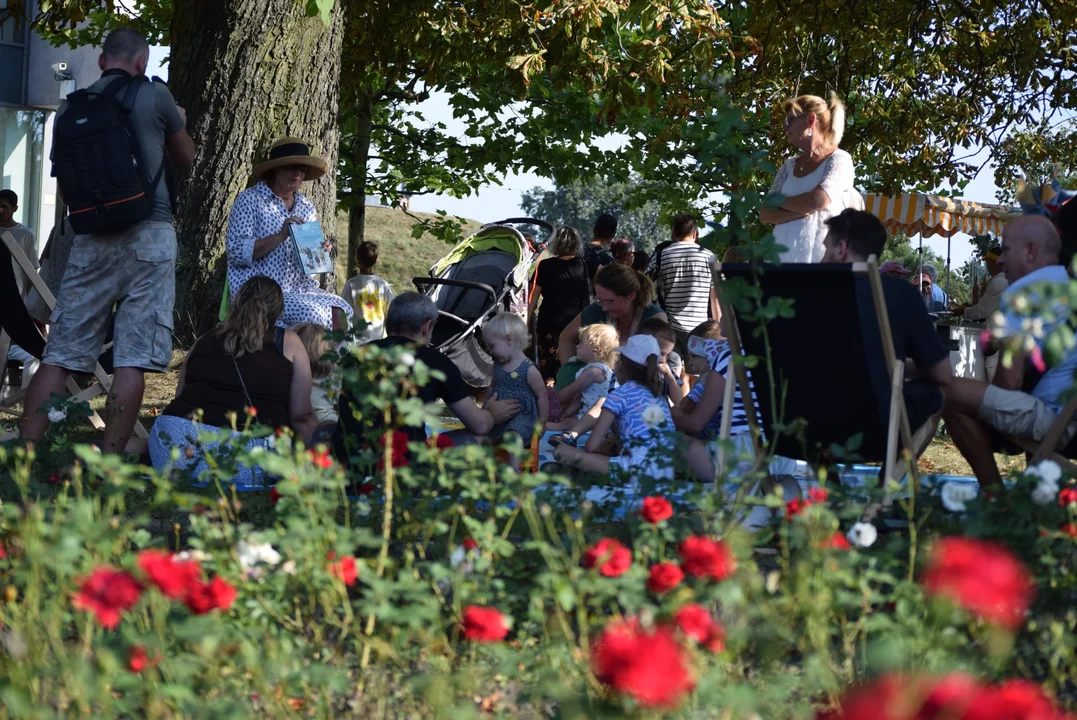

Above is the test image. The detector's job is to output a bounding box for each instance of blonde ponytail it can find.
[827,92,845,146]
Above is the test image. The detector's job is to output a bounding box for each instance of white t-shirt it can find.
[769,149,861,263]
[2,223,37,296]
[341,274,395,343]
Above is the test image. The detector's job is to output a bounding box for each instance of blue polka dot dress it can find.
[226,182,353,329]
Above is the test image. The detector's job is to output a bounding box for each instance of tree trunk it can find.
[345,90,373,279]
[169,0,344,340]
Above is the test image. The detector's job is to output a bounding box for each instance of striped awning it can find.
[862,194,1021,239]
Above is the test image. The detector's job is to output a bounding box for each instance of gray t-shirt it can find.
[2,223,37,296]
[53,73,185,223]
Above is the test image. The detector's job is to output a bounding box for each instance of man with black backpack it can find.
[21,27,196,454]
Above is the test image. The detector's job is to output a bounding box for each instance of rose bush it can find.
[1,343,1076,717]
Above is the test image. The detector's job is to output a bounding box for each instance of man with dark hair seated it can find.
[332,292,520,467]
[942,216,1077,488]
[820,209,954,454]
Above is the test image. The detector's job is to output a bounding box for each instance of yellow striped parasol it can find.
[862,193,1020,239]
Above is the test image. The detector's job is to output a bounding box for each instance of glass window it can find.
[0,106,46,244]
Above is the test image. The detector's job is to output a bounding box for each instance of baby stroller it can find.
[414,218,552,389]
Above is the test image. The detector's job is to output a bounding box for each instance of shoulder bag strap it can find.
[231,355,255,410]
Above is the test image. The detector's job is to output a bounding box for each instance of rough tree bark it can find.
[345,89,372,279]
[169,0,344,340]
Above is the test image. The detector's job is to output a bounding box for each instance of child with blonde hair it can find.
[549,323,618,430]
[482,312,548,447]
[293,322,338,424]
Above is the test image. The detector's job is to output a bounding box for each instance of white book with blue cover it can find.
[289,220,333,275]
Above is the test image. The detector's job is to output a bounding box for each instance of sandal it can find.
[549,432,578,448]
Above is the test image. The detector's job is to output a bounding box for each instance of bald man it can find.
[942,215,1077,487]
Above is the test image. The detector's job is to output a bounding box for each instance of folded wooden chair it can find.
[713,257,940,485]
[0,230,148,441]
[1004,395,1077,476]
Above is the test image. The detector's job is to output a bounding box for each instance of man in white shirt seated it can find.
[942,216,1077,488]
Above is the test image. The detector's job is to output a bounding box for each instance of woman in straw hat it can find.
[225,137,352,330]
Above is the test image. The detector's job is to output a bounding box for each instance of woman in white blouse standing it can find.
[761,94,862,263]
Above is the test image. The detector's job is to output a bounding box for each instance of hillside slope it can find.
[334,207,482,294]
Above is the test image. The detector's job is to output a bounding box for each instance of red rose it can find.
[72,568,143,629]
[582,538,632,578]
[461,605,509,642]
[640,496,674,524]
[428,434,454,450]
[463,538,479,552]
[127,645,158,673]
[819,673,980,720]
[673,603,714,643]
[921,537,1034,631]
[678,535,736,581]
[1064,523,1077,538]
[0,541,5,559]
[269,487,281,505]
[786,498,810,517]
[308,449,333,469]
[245,406,257,417]
[184,576,237,615]
[809,487,829,503]
[964,679,1071,720]
[820,532,851,551]
[355,483,376,495]
[591,619,695,708]
[137,549,202,600]
[647,563,684,594]
[48,474,60,485]
[1058,488,1077,507]
[329,555,358,585]
[377,430,410,470]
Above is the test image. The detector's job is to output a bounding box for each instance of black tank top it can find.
[163,328,293,430]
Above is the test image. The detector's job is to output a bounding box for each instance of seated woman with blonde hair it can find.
[149,276,319,490]
[760,93,862,263]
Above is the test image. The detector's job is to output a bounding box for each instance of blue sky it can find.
[148,46,1007,270]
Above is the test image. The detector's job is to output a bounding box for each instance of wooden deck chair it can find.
[1004,394,1077,476]
[0,230,148,441]
[712,257,940,488]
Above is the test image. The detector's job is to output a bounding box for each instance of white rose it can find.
[281,560,297,576]
[176,550,207,563]
[47,408,66,423]
[941,482,978,513]
[641,403,667,429]
[1031,478,1060,506]
[1028,459,1062,485]
[449,546,466,569]
[846,522,877,548]
[400,352,415,367]
[237,541,281,570]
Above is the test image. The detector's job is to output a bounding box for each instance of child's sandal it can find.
[549,432,577,448]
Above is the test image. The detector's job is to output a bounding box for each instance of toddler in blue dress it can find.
[482,312,548,447]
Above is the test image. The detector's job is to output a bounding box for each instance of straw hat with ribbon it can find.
[253,137,328,181]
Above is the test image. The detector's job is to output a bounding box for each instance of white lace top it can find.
[768,149,861,263]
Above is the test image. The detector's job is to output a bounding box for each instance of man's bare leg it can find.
[942,378,1002,487]
[102,367,145,454]
[20,364,71,442]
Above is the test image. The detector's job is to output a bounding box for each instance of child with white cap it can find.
[553,334,713,481]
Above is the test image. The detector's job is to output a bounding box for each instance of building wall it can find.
[26,31,100,110]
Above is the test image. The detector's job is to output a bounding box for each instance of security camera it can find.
[52,62,73,82]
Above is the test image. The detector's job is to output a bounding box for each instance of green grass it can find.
[334,207,483,294]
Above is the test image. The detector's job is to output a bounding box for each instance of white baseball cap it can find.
[616,334,660,365]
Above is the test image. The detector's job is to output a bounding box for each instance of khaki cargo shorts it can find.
[979,385,1076,443]
[43,221,176,374]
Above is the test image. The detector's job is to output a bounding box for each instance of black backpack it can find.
[649,240,674,308]
[53,73,163,235]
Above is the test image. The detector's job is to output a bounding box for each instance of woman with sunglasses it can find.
[760,93,862,263]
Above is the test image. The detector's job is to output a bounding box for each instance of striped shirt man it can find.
[647,240,717,333]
